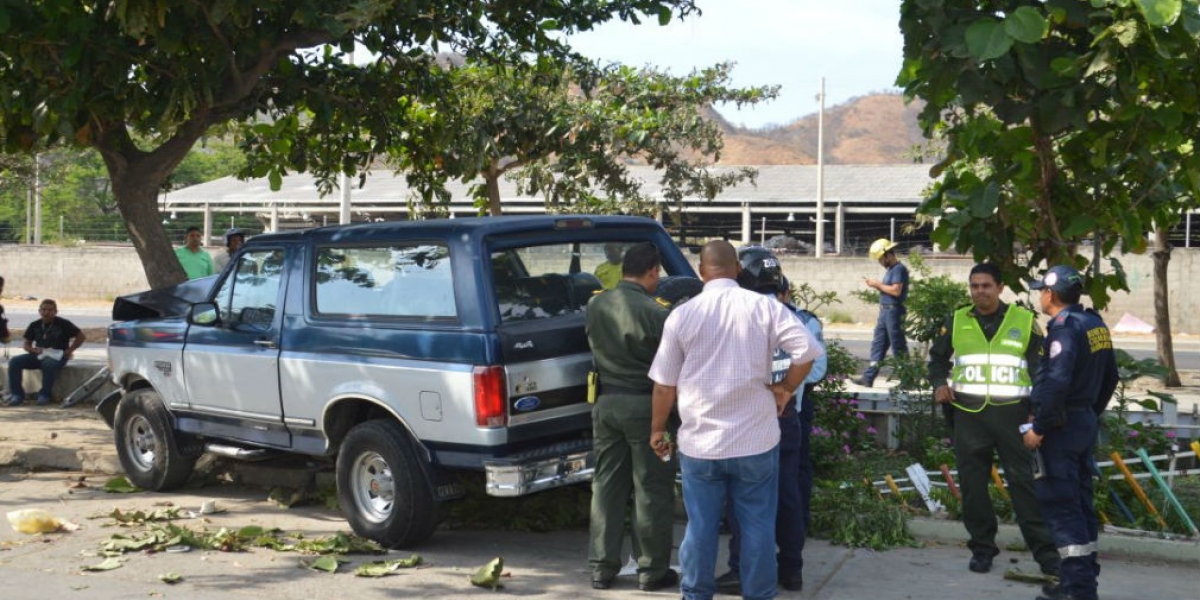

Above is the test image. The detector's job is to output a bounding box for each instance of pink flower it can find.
[1166,431,1177,439]
[856,413,866,420]
[867,426,878,435]
[1128,430,1140,438]
[842,444,851,454]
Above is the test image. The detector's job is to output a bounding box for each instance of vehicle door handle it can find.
[254,340,278,349]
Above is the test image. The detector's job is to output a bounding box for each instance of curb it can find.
[908,517,1200,564]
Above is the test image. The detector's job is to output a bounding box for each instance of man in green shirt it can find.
[585,242,677,592]
[593,243,624,289]
[927,263,1059,578]
[175,226,216,280]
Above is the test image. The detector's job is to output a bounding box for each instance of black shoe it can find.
[715,570,741,595]
[778,571,803,591]
[854,377,874,388]
[591,576,613,590]
[638,568,678,592]
[1036,589,1086,600]
[968,551,994,573]
[1040,559,1061,578]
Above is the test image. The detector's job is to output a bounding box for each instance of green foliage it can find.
[810,481,918,550]
[902,252,969,350]
[898,0,1200,307]
[338,58,777,217]
[811,340,879,474]
[790,280,842,314]
[1097,349,1178,458]
[0,0,702,287]
[825,310,854,324]
[442,472,591,532]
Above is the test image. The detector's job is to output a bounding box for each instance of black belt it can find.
[602,385,652,396]
[880,304,903,310]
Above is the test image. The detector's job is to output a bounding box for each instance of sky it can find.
[567,0,906,130]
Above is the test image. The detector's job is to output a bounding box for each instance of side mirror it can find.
[189,302,219,326]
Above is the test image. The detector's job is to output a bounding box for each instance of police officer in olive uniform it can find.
[928,263,1060,576]
[1023,266,1118,600]
[585,242,678,592]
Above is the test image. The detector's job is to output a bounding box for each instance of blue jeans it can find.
[725,399,808,579]
[863,305,908,382]
[8,352,67,401]
[680,446,780,600]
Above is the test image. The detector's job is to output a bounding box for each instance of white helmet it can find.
[868,238,898,260]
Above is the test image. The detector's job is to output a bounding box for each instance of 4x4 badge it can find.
[513,340,534,350]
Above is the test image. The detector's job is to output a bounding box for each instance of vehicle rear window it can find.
[492,241,650,322]
[315,244,455,319]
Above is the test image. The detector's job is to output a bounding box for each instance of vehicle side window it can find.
[315,244,455,318]
[212,249,285,329]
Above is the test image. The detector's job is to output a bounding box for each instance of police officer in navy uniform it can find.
[1023,266,1118,600]
[715,247,822,594]
[585,242,678,592]
[927,263,1059,576]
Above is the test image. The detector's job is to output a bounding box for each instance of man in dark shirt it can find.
[585,242,677,592]
[1023,266,1118,600]
[4,299,86,406]
[927,263,1058,577]
[859,238,909,387]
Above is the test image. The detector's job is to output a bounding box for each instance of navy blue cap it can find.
[1029,265,1083,293]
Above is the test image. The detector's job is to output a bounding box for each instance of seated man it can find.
[5,299,86,406]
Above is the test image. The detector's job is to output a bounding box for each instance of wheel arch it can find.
[322,396,431,464]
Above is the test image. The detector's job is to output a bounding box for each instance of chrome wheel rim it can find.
[350,451,394,523]
[123,414,158,472]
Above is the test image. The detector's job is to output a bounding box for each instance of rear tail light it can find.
[473,366,508,428]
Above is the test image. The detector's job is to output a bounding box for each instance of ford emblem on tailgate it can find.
[513,396,541,412]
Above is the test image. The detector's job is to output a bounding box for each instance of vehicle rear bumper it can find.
[482,441,594,497]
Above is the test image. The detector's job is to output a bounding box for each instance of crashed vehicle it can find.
[101,215,695,547]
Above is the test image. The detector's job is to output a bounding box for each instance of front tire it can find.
[113,389,197,490]
[336,420,438,548]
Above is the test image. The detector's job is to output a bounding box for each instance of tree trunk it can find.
[485,173,503,217]
[95,125,200,289]
[1152,228,1182,387]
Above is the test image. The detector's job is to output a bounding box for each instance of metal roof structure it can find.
[163,164,938,253]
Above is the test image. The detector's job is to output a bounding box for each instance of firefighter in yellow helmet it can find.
[858,238,908,387]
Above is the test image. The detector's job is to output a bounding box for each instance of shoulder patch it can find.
[1049,340,1063,359]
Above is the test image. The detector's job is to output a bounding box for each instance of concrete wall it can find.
[2,244,1196,333]
[731,252,1198,334]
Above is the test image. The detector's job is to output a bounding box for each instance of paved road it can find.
[1,470,1195,600]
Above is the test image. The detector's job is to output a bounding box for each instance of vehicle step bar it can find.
[204,443,279,461]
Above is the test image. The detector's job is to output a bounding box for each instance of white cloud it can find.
[567,0,904,128]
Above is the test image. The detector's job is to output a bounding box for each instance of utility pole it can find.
[815,77,825,258]
[339,48,355,225]
[33,153,43,245]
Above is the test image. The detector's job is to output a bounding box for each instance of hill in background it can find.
[713,92,928,165]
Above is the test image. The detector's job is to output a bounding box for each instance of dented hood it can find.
[111,276,217,321]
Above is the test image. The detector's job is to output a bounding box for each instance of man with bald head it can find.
[649,240,823,600]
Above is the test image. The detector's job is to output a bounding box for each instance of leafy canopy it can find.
[898,0,1200,307]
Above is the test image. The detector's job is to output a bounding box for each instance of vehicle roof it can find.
[243,215,663,246]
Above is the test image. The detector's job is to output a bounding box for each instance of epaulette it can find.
[654,297,672,308]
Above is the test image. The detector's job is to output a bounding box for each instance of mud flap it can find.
[95,389,123,428]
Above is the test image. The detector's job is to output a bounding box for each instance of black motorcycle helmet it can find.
[736,246,786,294]
[656,275,705,308]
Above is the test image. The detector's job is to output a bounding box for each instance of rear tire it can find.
[336,420,438,548]
[113,389,197,490]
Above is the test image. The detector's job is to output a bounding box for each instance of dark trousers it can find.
[588,392,677,584]
[1036,410,1101,600]
[862,305,907,382]
[951,402,1058,567]
[726,394,812,579]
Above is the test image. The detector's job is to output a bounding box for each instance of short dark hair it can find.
[969,263,1002,285]
[622,242,661,277]
[185,226,201,235]
[1053,288,1082,305]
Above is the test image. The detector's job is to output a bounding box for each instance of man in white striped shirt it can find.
[649,241,822,600]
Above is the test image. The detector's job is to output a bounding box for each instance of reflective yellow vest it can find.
[949,304,1034,411]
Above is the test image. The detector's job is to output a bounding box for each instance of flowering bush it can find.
[810,340,878,474]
